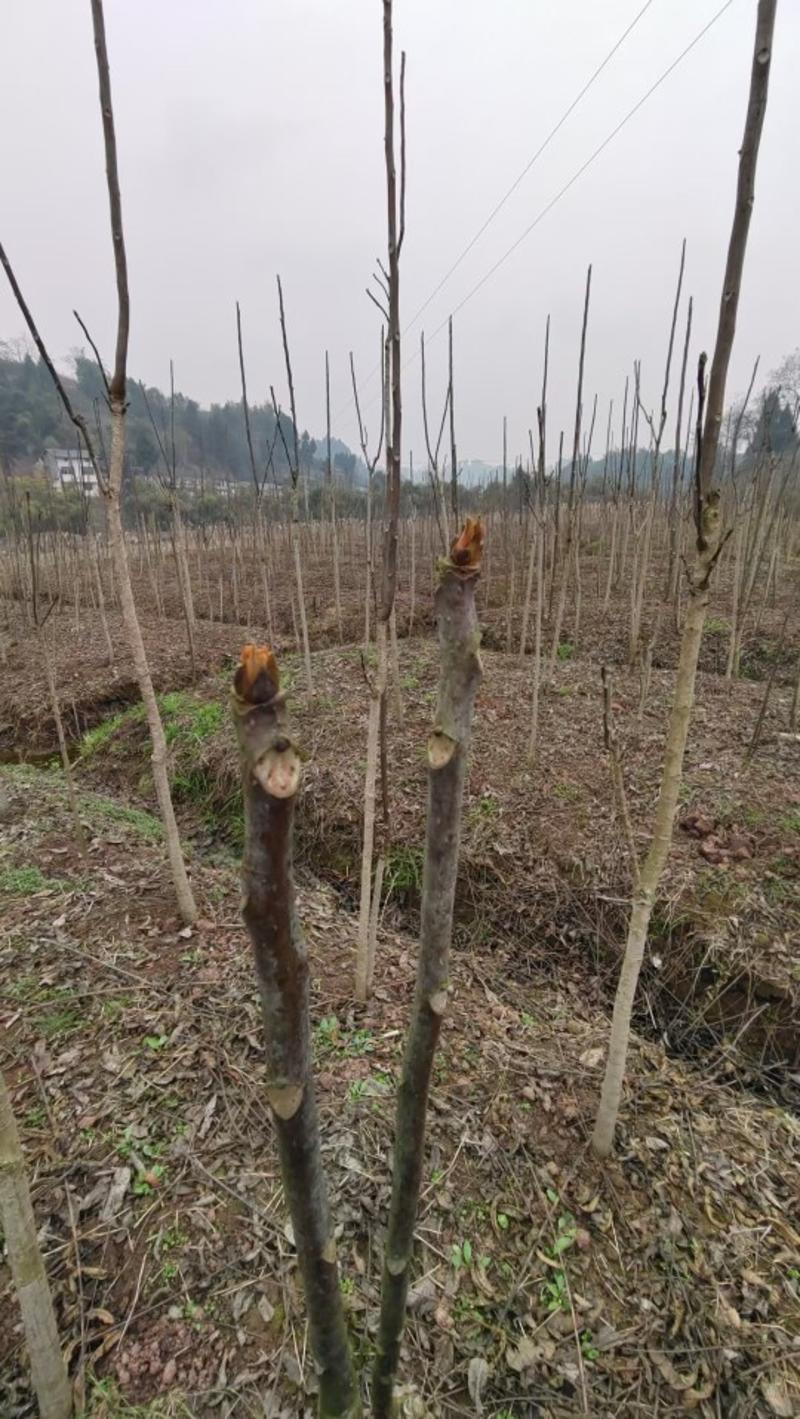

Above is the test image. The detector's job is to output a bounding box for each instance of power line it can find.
[405,0,658,337]
[342,0,735,429]
[337,0,658,422]
[425,0,735,346]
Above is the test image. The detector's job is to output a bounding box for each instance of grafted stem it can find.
[233,647,360,1418]
[372,519,483,1418]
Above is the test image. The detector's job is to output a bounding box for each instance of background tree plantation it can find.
[1,2,798,1418]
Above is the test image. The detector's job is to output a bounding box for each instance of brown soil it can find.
[69,637,800,1082]
[2,763,799,1418]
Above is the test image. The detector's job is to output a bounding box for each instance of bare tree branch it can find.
[236,300,261,498]
[73,308,111,401]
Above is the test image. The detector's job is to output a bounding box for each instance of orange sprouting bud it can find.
[235,644,280,704]
[450,516,484,568]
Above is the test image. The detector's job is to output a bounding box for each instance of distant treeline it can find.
[0,343,361,486]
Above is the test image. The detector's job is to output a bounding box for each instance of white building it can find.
[44,448,100,497]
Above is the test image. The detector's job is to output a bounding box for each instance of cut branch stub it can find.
[449,514,485,569]
[233,644,302,801]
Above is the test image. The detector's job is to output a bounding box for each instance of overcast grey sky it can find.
[1,1,797,467]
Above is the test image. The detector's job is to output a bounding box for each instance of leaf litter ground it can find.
[1,748,799,1418]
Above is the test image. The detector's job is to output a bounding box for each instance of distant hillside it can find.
[0,341,360,485]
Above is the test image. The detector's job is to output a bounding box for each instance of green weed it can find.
[450,1238,473,1269]
[539,1213,577,1313]
[81,706,143,756]
[101,996,133,1021]
[469,793,500,824]
[160,692,224,746]
[40,1001,82,1039]
[553,782,580,802]
[556,641,574,662]
[172,766,213,804]
[0,865,62,894]
[82,1377,193,1418]
[385,843,423,897]
[581,1330,600,1362]
[314,1015,375,1058]
[90,797,163,841]
[133,1163,166,1197]
[158,1226,188,1252]
[541,1270,569,1312]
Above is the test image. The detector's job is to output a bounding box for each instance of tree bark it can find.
[0,1069,72,1419]
[372,519,483,1417]
[233,648,360,1418]
[355,621,386,1003]
[105,417,197,922]
[592,0,777,1158]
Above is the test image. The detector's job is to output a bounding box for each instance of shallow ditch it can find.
[7,701,799,1116]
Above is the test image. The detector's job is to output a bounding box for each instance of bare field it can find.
[2,532,799,1415]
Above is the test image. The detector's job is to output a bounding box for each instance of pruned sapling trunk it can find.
[233,646,360,1418]
[372,518,483,1418]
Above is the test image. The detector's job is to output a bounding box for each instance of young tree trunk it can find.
[355,623,386,1003]
[0,0,197,924]
[409,510,416,634]
[0,1069,72,1419]
[364,476,373,651]
[518,520,536,661]
[232,648,360,1418]
[593,501,720,1157]
[291,508,314,694]
[171,497,196,679]
[527,519,545,763]
[42,632,83,852]
[91,535,114,667]
[354,1,405,999]
[325,351,344,645]
[389,606,403,724]
[372,520,483,1417]
[592,0,777,1159]
[105,420,197,923]
[505,556,515,653]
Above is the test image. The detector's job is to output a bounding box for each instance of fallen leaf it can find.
[467,1356,489,1413]
[407,1276,437,1311]
[760,1378,795,1417]
[100,1167,131,1222]
[506,1335,553,1373]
